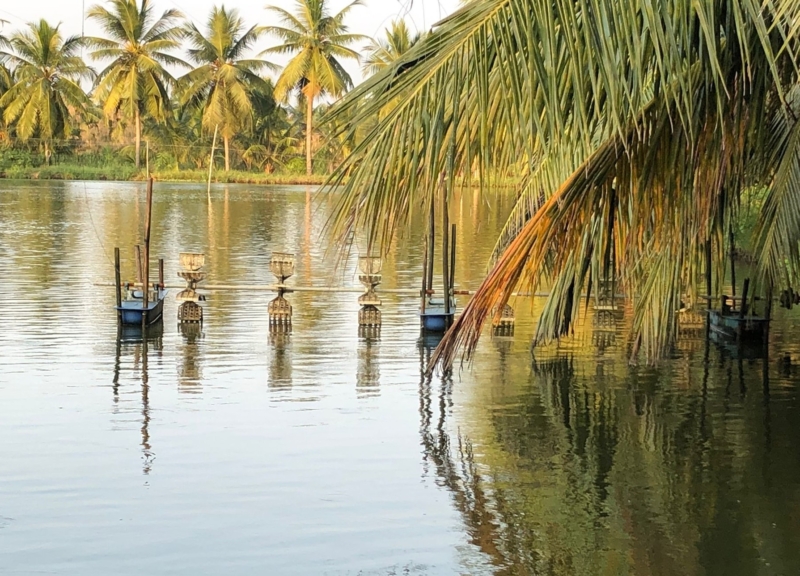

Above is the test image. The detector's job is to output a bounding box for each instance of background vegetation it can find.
[0,0,415,182]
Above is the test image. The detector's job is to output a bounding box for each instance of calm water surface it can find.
[1,181,799,575]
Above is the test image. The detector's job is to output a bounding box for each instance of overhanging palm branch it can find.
[324,0,800,367]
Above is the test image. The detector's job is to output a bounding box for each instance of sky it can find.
[0,0,461,85]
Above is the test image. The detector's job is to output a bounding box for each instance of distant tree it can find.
[86,0,185,169]
[262,0,365,175]
[180,5,271,172]
[0,20,94,160]
[362,20,421,76]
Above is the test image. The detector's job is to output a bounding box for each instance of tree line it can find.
[0,0,419,176]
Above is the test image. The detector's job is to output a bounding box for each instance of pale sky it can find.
[0,0,460,85]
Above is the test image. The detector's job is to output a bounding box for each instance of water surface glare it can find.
[1,181,799,575]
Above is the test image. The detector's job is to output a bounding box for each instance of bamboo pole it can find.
[705,239,713,308]
[207,125,218,203]
[449,223,456,296]
[442,178,451,318]
[729,226,737,299]
[142,178,154,330]
[426,193,435,293]
[421,235,429,314]
[134,245,143,286]
[158,258,164,290]
[114,247,122,320]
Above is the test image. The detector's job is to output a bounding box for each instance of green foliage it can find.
[283,157,306,175]
[0,20,95,146]
[325,0,800,366]
[262,0,366,175]
[179,6,271,171]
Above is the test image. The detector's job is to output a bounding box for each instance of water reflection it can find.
[268,325,292,388]
[447,339,800,575]
[178,323,203,392]
[357,327,381,397]
[113,323,163,476]
[4,181,800,574]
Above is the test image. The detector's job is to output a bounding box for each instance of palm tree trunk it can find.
[135,108,141,170]
[224,136,230,172]
[306,95,313,176]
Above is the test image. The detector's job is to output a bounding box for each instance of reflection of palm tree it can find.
[417,346,508,571]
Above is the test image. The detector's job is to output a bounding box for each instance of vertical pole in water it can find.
[426,193,435,294]
[442,177,451,320]
[705,239,713,309]
[158,258,164,290]
[449,224,456,295]
[142,178,154,331]
[729,226,737,299]
[739,278,750,319]
[207,125,218,204]
[134,245,143,286]
[421,235,429,315]
[114,247,122,321]
[146,140,150,181]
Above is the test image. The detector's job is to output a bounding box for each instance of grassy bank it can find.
[0,164,327,185]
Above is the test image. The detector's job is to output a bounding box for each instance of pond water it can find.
[1,181,800,575]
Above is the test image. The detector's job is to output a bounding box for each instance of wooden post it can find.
[729,226,737,299]
[421,235,429,314]
[158,258,164,290]
[739,278,750,319]
[142,178,154,330]
[207,125,218,203]
[705,239,713,308]
[114,247,122,320]
[442,179,451,318]
[134,245,143,286]
[426,193,435,293]
[449,223,456,294]
[146,140,150,181]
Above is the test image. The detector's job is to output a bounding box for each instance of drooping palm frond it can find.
[324,0,800,367]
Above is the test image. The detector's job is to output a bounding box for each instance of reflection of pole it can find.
[141,337,152,475]
[207,125,218,203]
[113,324,121,403]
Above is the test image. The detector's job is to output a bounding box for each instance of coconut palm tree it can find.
[262,0,365,176]
[0,20,94,160]
[85,0,185,170]
[325,0,800,368]
[179,5,271,172]
[362,19,421,77]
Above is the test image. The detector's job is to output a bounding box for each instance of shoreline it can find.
[0,166,328,185]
